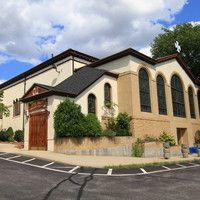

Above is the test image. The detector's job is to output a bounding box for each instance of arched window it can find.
[171,75,186,117]
[198,90,200,117]
[188,87,196,119]
[104,83,111,105]
[156,75,167,115]
[139,68,151,112]
[88,94,96,114]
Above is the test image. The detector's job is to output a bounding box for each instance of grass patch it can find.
[105,159,200,169]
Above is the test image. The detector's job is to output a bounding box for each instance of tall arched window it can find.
[88,94,96,114]
[139,68,151,112]
[171,75,186,117]
[188,87,196,119]
[156,75,167,115]
[104,83,111,105]
[198,90,200,117]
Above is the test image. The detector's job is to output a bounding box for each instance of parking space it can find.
[0,153,17,159]
[112,168,142,174]
[142,165,166,172]
[0,152,200,177]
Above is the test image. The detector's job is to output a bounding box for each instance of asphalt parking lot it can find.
[1,152,200,200]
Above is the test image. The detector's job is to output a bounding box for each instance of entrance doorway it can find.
[28,99,48,150]
[177,128,188,145]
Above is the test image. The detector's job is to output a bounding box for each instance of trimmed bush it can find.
[194,130,200,144]
[132,138,144,157]
[0,127,14,142]
[0,130,8,141]
[159,132,176,146]
[115,113,132,136]
[14,130,24,142]
[54,98,102,138]
[84,114,102,137]
[54,98,86,137]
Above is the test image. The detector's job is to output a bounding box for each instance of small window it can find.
[88,94,96,114]
[188,87,196,118]
[13,99,20,117]
[104,83,111,105]
[156,75,167,115]
[171,75,186,117]
[139,68,151,112]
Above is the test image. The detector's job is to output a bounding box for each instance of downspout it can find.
[22,75,26,132]
[72,55,75,74]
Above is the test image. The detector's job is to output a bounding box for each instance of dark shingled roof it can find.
[21,67,118,102]
[54,67,118,96]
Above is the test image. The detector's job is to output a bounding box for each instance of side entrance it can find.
[29,99,48,150]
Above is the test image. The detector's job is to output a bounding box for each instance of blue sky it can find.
[0,0,199,82]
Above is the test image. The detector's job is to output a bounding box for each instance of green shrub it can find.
[54,98,103,138]
[54,98,86,137]
[0,130,8,141]
[159,132,176,146]
[104,112,132,137]
[14,130,24,142]
[0,127,14,142]
[102,129,117,137]
[115,113,132,136]
[84,114,102,137]
[6,127,14,141]
[132,138,144,157]
[194,130,200,144]
[143,134,159,143]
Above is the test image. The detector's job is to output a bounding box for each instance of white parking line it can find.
[162,165,171,170]
[189,162,200,166]
[176,164,186,168]
[6,155,21,160]
[140,168,148,174]
[0,152,8,156]
[42,162,54,168]
[22,158,36,163]
[107,168,112,175]
[68,166,80,173]
[52,166,74,169]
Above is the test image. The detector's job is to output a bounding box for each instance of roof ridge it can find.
[0,48,98,90]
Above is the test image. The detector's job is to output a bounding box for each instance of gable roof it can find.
[0,49,99,90]
[87,48,156,68]
[21,67,118,102]
[156,53,197,84]
[87,48,198,86]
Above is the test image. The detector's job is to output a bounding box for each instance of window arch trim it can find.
[156,74,167,115]
[188,86,196,119]
[139,68,151,112]
[87,93,96,114]
[171,74,186,117]
[104,83,112,105]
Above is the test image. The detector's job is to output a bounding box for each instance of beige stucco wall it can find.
[117,71,200,146]
[75,75,118,121]
[1,56,93,132]
[55,136,134,152]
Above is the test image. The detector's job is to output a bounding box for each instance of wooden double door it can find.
[29,100,48,150]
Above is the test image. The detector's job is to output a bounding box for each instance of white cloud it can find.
[0,79,6,84]
[0,55,10,64]
[0,0,188,63]
[139,46,152,57]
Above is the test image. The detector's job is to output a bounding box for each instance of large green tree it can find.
[151,23,200,78]
[0,91,9,117]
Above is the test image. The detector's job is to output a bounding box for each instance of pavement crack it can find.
[76,169,96,200]
[43,172,78,200]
